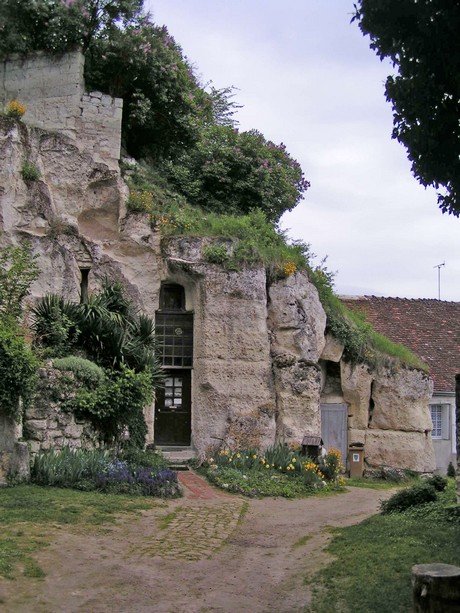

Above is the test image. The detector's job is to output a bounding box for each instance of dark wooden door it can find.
[321,403,348,466]
[154,370,191,446]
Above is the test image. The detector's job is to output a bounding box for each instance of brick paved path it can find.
[178,469,231,500]
[140,470,245,561]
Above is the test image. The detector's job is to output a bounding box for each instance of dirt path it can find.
[0,475,394,613]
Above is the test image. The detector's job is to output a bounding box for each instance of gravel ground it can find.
[0,476,394,613]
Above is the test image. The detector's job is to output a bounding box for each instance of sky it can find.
[145,0,460,301]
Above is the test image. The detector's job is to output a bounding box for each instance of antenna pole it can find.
[433,262,445,300]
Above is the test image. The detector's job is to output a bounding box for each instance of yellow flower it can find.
[265,464,270,469]
[292,458,297,463]
[236,453,241,458]
[5,100,26,118]
[253,454,257,459]
[278,466,282,470]
[283,261,297,276]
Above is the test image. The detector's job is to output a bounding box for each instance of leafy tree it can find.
[84,18,214,161]
[0,321,38,417]
[0,243,40,320]
[353,1,460,216]
[0,243,40,417]
[0,0,142,55]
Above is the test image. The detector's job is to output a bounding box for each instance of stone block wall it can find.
[0,50,122,169]
[24,367,100,455]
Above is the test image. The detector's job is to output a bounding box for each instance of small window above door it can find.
[159,283,185,311]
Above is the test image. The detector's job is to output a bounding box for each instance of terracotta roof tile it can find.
[340,296,460,393]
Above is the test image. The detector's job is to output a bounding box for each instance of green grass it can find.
[158,508,183,529]
[345,477,418,490]
[306,479,460,612]
[293,535,312,549]
[0,485,157,579]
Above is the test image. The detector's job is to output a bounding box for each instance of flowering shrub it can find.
[4,100,26,118]
[283,261,297,276]
[203,444,344,497]
[157,212,193,235]
[127,190,154,214]
[273,260,298,280]
[95,460,180,497]
[318,448,344,482]
[31,448,181,498]
[164,125,310,222]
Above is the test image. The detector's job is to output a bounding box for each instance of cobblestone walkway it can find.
[136,471,245,561]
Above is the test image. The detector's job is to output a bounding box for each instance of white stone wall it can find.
[0,51,122,169]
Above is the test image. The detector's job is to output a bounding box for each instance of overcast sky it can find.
[146,0,460,301]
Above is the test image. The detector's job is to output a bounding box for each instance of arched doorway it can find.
[154,283,193,446]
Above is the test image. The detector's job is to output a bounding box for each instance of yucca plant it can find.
[31,294,80,356]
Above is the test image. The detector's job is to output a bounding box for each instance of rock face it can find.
[268,273,326,444]
[0,409,30,485]
[0,50,437,473]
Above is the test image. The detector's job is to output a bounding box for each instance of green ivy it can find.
[0,319,38,417]
[0,243,40,321]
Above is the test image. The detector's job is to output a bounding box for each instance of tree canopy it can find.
[0,0,309,221]
[353,0,460,216]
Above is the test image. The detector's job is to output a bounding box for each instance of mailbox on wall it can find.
[348,443,365,478]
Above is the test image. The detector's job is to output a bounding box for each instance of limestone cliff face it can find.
[0,107,436,474]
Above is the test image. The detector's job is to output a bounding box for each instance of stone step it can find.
[158,447,197,464]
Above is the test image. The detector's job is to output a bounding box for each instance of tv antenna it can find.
[433,261,445,300]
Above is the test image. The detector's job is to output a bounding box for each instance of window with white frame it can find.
[430,404,450,440]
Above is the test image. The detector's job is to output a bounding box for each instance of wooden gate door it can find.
[155,370,191,446]
[320,403,348,466]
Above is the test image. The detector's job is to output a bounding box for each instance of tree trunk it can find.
[412,563,460,612]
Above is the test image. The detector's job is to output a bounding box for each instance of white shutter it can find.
[441,404,450,440]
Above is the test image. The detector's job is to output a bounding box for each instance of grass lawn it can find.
[306,479,460,612]
[0,485,160,580]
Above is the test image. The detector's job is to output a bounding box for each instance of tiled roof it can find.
[340,296,460,393]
